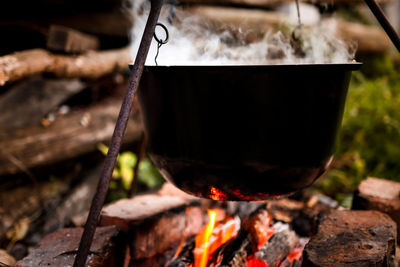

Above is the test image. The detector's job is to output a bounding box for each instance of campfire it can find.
[2,0,400,265]
[164,197,306,267]
[13,179,400,266]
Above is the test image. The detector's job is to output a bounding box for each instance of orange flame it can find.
[173,235,185,258]
[194,209,217,267]
[173,207,190,258]
[193,209,240,267]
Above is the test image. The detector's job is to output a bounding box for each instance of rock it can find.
[15,226,125,267]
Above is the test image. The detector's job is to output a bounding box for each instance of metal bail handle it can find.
[154,23,169,65]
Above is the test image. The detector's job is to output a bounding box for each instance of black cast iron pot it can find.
[137,63,361,200]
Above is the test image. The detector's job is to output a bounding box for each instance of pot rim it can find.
[133,62,362,71]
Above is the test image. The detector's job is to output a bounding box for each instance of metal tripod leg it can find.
[365,0,400,53]
[72,0,164,265]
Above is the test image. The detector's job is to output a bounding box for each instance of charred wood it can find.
[166,237,195,267]
[254,227,298,266]
[211,229,253,267]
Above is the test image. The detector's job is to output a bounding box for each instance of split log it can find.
[180,6,391,54]
[303,210,397,266]
[0,46,131,86]
[0,98,143,176]
[100,191,204,260]
[0,76,86,130]
[211,207,273,266]
[47,25,100,53]
[352,177,400,241]
[178,0,391,8]
[15,226,125,267]
[333,19,392,54]
[213,229,253,267]
[254,227,299,266]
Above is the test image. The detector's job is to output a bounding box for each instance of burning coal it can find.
[130,0,356,65]
[167,207,308,267]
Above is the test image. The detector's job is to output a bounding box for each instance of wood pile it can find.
[0,0,140,261]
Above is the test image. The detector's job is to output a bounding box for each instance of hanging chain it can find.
[292,0,303,41]
[153,23,169,66]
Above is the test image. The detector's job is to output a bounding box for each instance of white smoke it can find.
[130,0,356,65]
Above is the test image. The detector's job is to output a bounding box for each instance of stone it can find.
[15,226,124,267]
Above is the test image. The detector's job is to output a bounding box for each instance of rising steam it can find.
[130,0,356,65]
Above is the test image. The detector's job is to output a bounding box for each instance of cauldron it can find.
[137,63,361,200]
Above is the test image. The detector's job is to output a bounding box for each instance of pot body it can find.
[138,64,361,200]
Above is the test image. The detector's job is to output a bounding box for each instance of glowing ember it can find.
[247,258,268,267]
[287,248,302,262]
[209,186,228,200]
[194,210,217,267]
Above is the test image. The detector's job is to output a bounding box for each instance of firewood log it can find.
[47,25,100,53]
[254,227,299,266]
[178,0,392,8]
[0,76,86,130]
[0,46,131,86]
[179,6,392,54]
[0,98,143,176]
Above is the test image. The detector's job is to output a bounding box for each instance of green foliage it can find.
[97,143,165,201]
[316,55,400,203]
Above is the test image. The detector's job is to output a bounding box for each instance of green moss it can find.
[315,55,400,202]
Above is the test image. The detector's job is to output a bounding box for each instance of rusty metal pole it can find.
[72,0,164,266]
[364,0,400,53]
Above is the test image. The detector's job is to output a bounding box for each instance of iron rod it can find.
[364,0,400,53]
[72,0,164,266]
